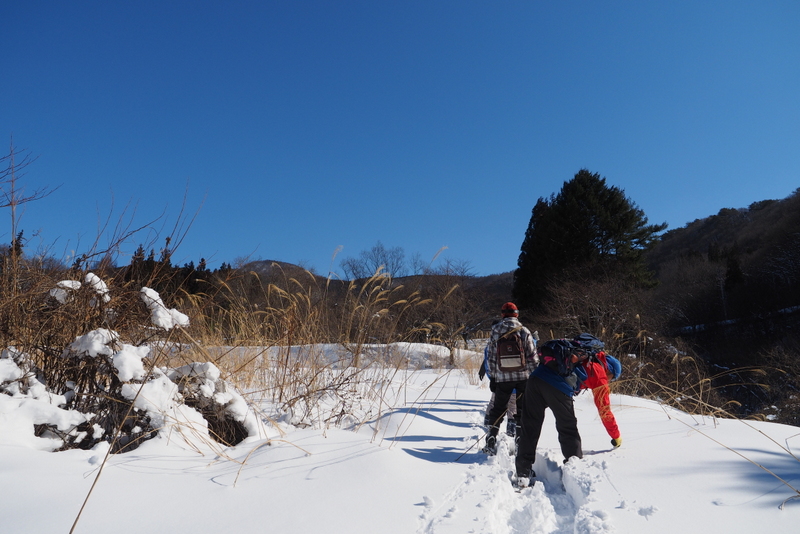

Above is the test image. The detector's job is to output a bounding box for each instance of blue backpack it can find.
[572,333,605,352]
[572,333,622,380]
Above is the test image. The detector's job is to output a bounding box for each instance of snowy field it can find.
[2,354,800,534]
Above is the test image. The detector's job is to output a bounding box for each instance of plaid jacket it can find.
[486,317,538,383]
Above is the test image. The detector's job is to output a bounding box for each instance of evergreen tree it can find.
[513,169,667,310]
[132,244,146,264]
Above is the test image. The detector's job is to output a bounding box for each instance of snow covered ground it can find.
[2,358,799,534]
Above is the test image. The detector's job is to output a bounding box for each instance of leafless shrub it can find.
[532,274,739,417]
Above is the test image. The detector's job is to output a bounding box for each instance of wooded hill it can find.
[645,190,800,359]
[647,192,800,329]
[641,190,800,424]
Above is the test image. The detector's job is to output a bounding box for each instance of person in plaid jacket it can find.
[482,302,538,455]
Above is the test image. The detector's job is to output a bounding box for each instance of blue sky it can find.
[2,1,798,276]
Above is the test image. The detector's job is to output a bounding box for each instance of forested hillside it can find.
[647,191,800,326]
[642,189,800,423]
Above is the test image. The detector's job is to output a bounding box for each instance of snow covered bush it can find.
[0,347,93,451]
[0,272,266,453]
[167,362,259,445]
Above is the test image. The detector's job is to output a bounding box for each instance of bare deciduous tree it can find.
[0,137,56,253]
[340,241,407,280]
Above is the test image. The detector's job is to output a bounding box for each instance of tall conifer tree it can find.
[513,169,667,310]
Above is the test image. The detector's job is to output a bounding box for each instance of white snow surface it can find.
[1,347,799,533]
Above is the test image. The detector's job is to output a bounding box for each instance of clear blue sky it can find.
[2,1,798,276]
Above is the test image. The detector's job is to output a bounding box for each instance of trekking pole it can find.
[454,405,510,463]
[454,427,491,462]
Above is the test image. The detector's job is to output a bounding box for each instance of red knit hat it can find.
[501,302,519,317]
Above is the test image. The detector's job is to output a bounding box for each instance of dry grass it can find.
[0,259,477,453]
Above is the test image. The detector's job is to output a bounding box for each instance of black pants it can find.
[486,379,527,438]
[515,375,582,478]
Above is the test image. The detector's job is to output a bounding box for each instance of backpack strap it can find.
[499,326,524,340]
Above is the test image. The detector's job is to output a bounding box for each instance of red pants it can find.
[591,384,620,440]
[581,360,620,440]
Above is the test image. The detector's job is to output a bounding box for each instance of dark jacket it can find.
[532,362,587,397]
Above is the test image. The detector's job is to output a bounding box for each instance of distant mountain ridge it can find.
[241,259,318,279]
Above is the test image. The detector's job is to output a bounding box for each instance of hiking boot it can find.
[611,437,623,448]
[505,418,516,437]
[481,435,497,455]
